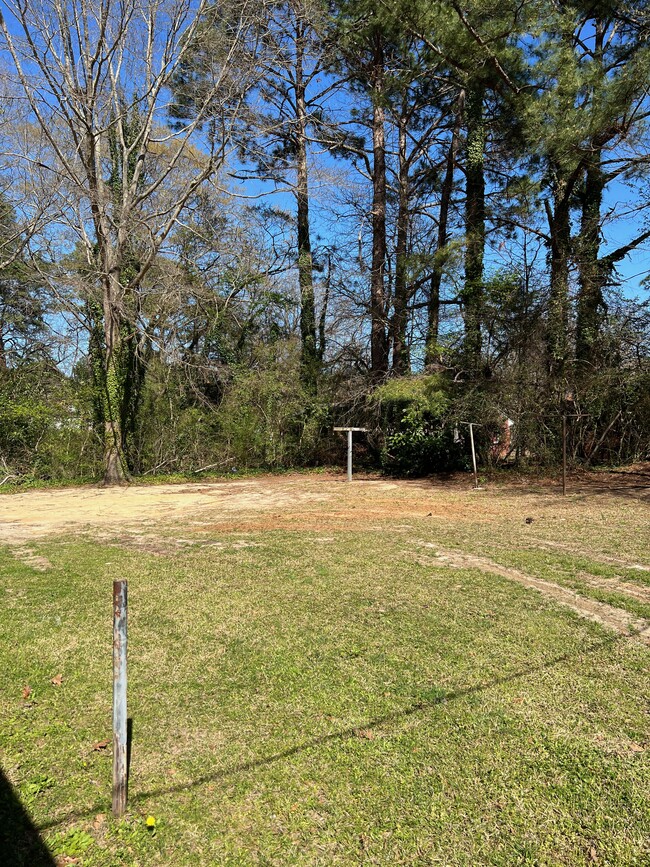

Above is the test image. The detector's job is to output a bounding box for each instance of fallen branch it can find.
[192,459,235,475]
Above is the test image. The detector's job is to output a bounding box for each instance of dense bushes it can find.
[105,340,330,477]
[0,363,101,482]
[372,376,465,476]
[2,348,649,488]
[216,343,328,468]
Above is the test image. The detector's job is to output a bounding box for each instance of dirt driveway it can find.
[0,474,408,543]
[0,472,501,544]
[0,477,318,542]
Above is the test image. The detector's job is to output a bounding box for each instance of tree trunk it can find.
[102,270,129,485]
[576,21,605,367]
[88,298,106,431]
[370,31,389,377]
[318,253,330,363]
[90,282,145,483]
[576,152,604,365]
[120,312,147,473]
[391,105,410,374]
[462,84,485,372]
[425,91,464,369]
[295,19,318,390]
[546,172,571,376]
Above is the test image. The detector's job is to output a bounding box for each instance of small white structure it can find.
[333,427,368,481]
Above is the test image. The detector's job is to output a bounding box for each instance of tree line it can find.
[1,0,649,484]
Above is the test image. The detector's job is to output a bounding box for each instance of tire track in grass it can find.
[525,537,650,573]
[413,542,650,646]
[574,571,650,604]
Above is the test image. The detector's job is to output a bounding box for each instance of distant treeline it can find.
[0,0,649,483]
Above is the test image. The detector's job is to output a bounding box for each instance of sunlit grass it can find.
[1,522,649,865]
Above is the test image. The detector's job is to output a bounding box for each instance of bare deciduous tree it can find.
[0,0,266,482]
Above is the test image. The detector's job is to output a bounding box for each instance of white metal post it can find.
[334,427,368,482]
[347,429,353,482]
[469,423,478,489]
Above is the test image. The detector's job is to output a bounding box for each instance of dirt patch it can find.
[10,547,52,571]
[198,500,479,534]
[0,478,343,542]
[0,476,492,542]
[414,543,650,646]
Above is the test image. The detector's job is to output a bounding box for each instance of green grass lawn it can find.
[1,519,649,865]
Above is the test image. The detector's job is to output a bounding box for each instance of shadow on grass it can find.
[405,471,650,502]
[38,632,632,833]
[0,767,56,866]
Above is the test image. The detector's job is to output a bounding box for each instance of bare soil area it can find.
[0,476,348,543]
[2,471,649,644]
[0,469,648,543]
[0,473,514,543]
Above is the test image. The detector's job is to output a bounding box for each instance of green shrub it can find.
[0,363,101,483]
[216,341,328,468]
[372,375,465,476]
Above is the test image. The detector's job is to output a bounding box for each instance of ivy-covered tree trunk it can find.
[391,106,410,374]
[295,17,318,390]
[89,275,145,485]
[425,91,463,369]
[88,297,106,430]
[120,309,147,473]
[576,151,605,365]
[462,84,485,372]
[370,31,389,377]
[102,269,129,484]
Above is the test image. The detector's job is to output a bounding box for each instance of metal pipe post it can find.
[347,429,353,482]
[562,415,567,496]
[469,423,479,489]
[112,579,128,817]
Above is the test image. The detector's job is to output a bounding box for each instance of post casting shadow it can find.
[39,632,626,832]
[127,717,133,785]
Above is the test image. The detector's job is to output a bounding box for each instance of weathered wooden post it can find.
[112,579,128,817]
[333,427,368,481]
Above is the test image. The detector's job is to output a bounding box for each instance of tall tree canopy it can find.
[0,0,649,483]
